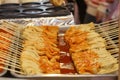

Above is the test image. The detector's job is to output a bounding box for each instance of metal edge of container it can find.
[10,73,117,78]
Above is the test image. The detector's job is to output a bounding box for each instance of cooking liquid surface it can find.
[58,35,77,74]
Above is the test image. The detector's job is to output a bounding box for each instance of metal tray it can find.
[0,1,71,19]
[9,19,119,78]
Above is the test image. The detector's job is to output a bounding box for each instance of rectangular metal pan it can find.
[9,19,119,78]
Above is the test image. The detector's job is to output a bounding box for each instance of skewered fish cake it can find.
[72,50,100,74]
[21,26,60,75]
[39,56,60,74]
[21,50,42,75]
[20,23,118,75]
[65,23,118,74]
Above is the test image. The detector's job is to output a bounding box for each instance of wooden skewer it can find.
[95,25,118,33]
[1,23,18,32]
[0,51,21,62]
[2,21,22,30]
[0,66,24,74]
[0,47,21,57]
[106,40,118,45]
[0,21,24,41]
[97,22,118,27]
[100,29,118,34]
[0,39,23,50]
[97,19,118,25]
[0,34,23,48]
[0,58,20,67]
[108,48,119,54]
[0,43,22,54]
[106,44,119,49]
[8,49,21,58]
[0,26,15,34]
[0,51,20,63]
[0,27,23,40]
[0,50,20,65]
[95,21,118,29]
[0,58,21,68]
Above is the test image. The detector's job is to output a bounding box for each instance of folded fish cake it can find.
[21,26,60,75]
[72,50,100,74]
[65,23,118,74]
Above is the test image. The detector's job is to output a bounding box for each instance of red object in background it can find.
[91,0,114,4]
[91,0,100,5]
[91,0,105,5]
[106,0,114,3]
